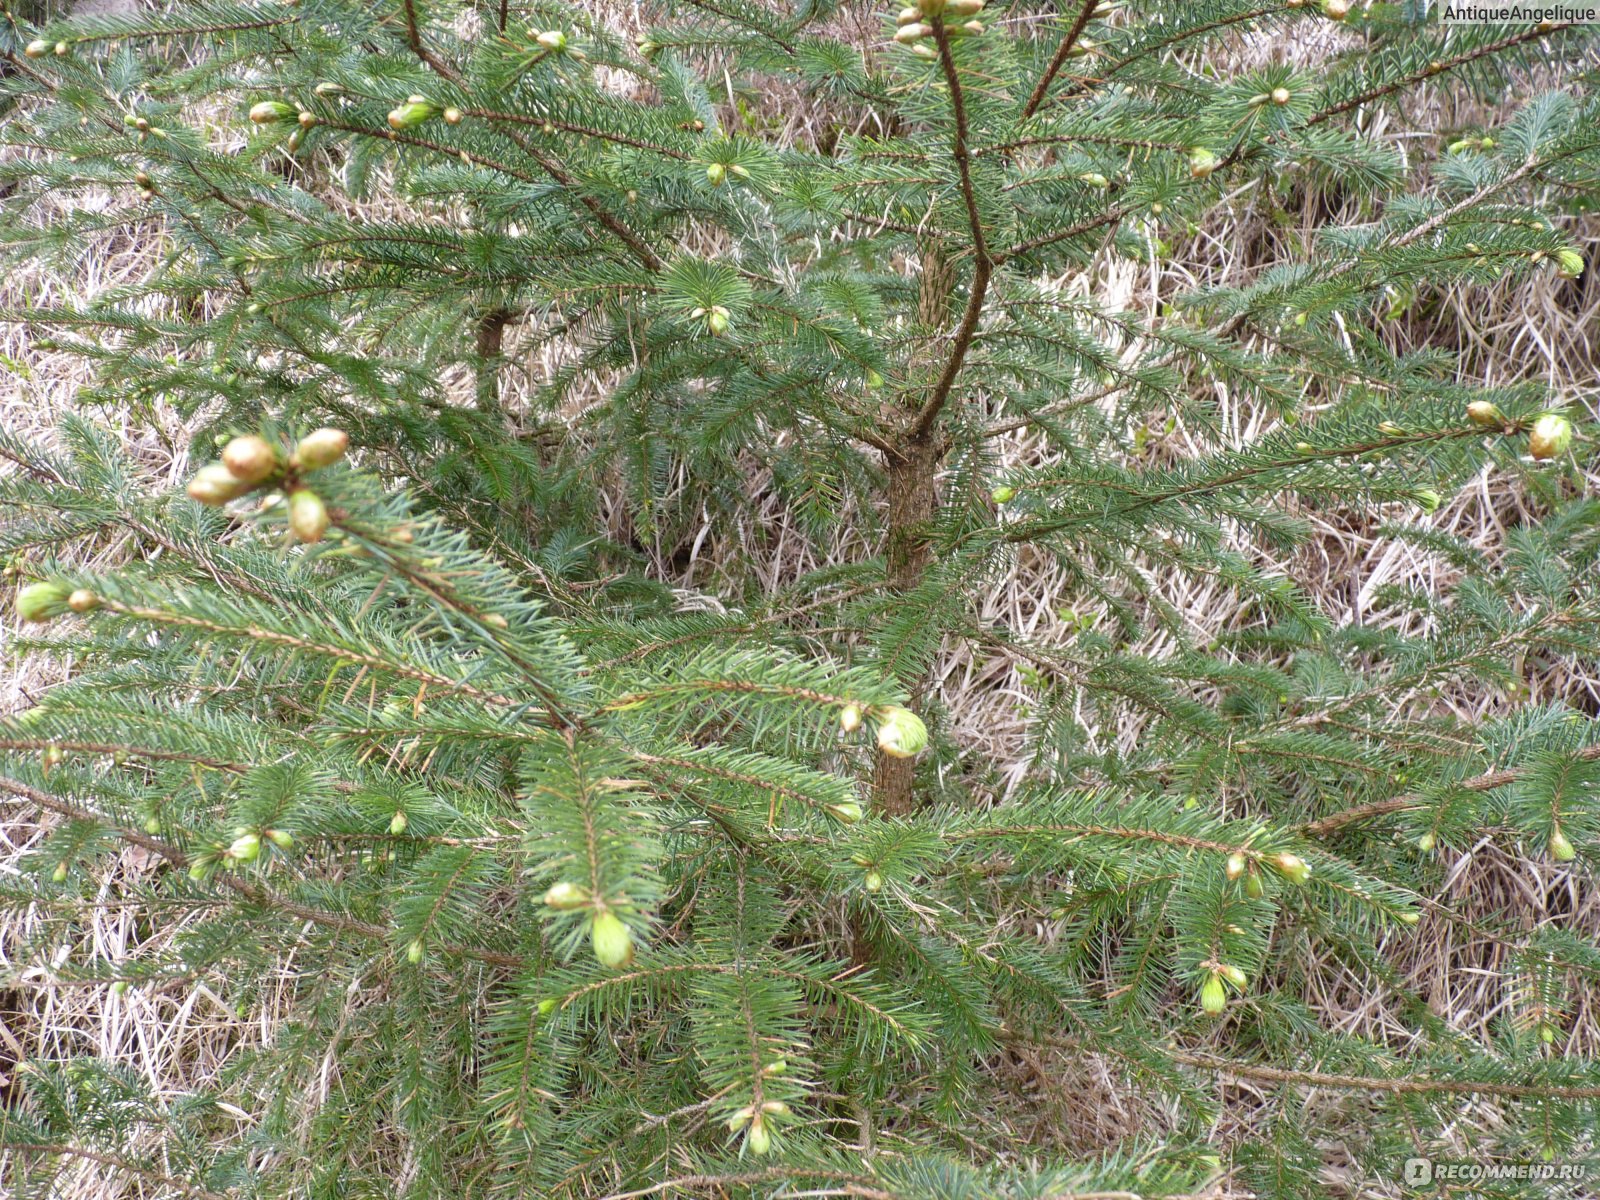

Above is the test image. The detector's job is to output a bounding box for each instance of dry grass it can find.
[2,3,1598,1195]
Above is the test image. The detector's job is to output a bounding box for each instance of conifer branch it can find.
[1055,4,1283,104]
[0,1143,229,1200]
[0,774,527,968]
[99,601,527,711]
[401,0,461,82]
[0,739,247,773]
[1166,1049,1600,1100]
[1304,23,1574,128]
[462,109,689,159]
[1019,0,1101,121]
[908,19,994,440]
[1303,742,1600,838]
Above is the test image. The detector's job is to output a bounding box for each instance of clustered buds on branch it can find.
[894,0,986,58]
[184,428,348,545]
[542,883,636,967]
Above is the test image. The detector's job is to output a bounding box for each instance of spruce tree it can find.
[3,2,1600,1197]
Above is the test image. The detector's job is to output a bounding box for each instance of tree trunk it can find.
[474,308,511,414]
[873,433,940,816]
[872,240,954,816]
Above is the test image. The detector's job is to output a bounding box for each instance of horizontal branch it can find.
[1303,739,1600,838]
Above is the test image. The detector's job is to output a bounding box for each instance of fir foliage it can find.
[2,2,1600,1197]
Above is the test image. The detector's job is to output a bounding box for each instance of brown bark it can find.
[873,433,941,816]
[871,240,955,816]
[474,308,511,414]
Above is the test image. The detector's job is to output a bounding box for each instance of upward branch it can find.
[1019,0,1100,121]
[908,18,994,441]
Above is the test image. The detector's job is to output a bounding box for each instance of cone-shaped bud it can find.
[51,862,69,884]
[67,588,99,613]
[946,0,984,13]
[222,435,279,484]
[18,581,71,623]
[591,910,634,968]
[1466,401,1503,428]
[1225,852,1246,881]
[407,938,424,963]
[229,833,262,862]
[745,1114,772,1155]
[388,101,438,131]
[1245,869,1265,898]
[1272,852,1311,884]
[294,427,349,469]
[863,870,884,893]
[1550,825,1576,862]
[314,81,343,97]
[25,39,52,59]
[1416,831,1436,852]
[706,162,726,186]
[763,1057,787,1075]
[537,997,558,1015]
[443,107,463,125]
[897,6,923,24]
[288,490,330,544]
[910,43,938,60]
[1219,964,1248,988]
[188,463,251,505]
[249,101,298,125]
[895,23,930,43]
[536,30,568,52]
[991,485,1016,504]
[1556,249,1585,280]
[1397,910,1420,925]
[267,829,294,850]
[389,810,409,836]
[1539,1021,1557,1044]
[1199,973,1227,1014]
[543,881,591,910]
[876,706,928,758]
[1529,413,1573,461]
[1271,87,1291,105]
[1187,147,1220,179]
[1080,172,1108,188]
[918,0,946,14]
[1411,488,1442,514]
[1322,0,1349,17]
[144,815,162,834]
[825,800,864,824]
[706,306,731,336]
[111,980,129,995]
[840,703,864,733]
